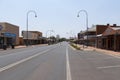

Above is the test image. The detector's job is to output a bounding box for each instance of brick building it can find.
[78,24,120,51]
[96,24,120,51]
[101,26,120,51]
[96,24,109,48]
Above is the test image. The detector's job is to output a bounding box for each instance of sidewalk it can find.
[15,44,48,49]
[0,45,26,51]
[78,44,120,57]
[15,45,26,49]
[0,44,48,51]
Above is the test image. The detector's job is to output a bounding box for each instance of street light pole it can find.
[46,30,54,38]
[46,30,54,44]
[26,10,37,46]
[77,9,88,48]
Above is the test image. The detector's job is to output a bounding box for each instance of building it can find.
[0,22,19,48]
[95,24,108,48]
[78,23,120,51]
[78,31,85,44]
[19,37,24,45]
[22,31,43,45]
[86,25,96,46]
[99,25,120,51]
[78,25,96,46]
[92,24,120,51]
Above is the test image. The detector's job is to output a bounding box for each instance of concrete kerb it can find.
[0,45,26,51]
[76,44,95,51]
[71,44,120,57]
[15,44,48,49]
[0,44,48,51]
[79,44,120,57]
[94,48,120,57]
[15,45,27,49]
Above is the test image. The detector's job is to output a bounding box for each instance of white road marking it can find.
[0,49,51,72]
[66,46,72,80]
[97,65,120,69]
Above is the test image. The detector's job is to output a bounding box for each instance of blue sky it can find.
[0,0,120,38]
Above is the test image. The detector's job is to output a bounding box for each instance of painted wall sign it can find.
[4,32,16,37]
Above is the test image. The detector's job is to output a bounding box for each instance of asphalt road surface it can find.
[0,42,120,80]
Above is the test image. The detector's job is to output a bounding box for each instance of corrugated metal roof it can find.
[112,27,120,30]
[97,34,102,37]
[88,25,96,32]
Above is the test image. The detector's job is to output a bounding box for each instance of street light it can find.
[26,10,37,46]
[46,30,55,44]
[46,30,54,38]
[77,9,88,48]
[66,32,70,39]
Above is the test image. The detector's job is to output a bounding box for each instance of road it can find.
[0,42,120,80]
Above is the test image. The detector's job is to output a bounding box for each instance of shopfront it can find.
[0,32,16,48]
[0,37,4,48]
[102,27,120,51]
[0,22,19,49]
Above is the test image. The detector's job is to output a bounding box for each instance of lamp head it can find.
[35,15,37,17]
[51,30,54,32]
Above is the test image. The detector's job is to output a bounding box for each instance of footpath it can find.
[0,45,26,51]
[78,44,120,57]
[0,44,48,51]
[15,45,26,49]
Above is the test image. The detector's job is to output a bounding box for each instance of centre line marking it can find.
[66,46,72,80]
[97,65,120,69]
[0,49,51,72]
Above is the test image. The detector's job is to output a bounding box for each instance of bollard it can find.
[11,45,15,49]
[3,45,7,50]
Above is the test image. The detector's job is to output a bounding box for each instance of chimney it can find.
[107,24,110,26]
[113,24,117,27]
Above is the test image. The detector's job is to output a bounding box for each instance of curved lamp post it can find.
[77,9,88,47]
[66,32,70,39]
[46,30,55,44]
[26,10,37,46]
[46,30,54,38]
